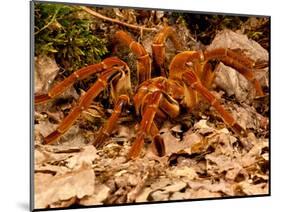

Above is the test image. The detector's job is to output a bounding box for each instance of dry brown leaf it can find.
[150,190,169,201]
[35,147,72,166]
[35,164,70,176]
[136,178,188,202]
[79,184,110,205]
[231,104,263,131]
[190,188,221,198]
[181,133,208,154]
[127,171,150,202]
[35,55,59,94]
[161,181,187,193]
[148,181,186,201]
[35,120,58,140]
[237,181,268,195]
[65,145,98,169]
[167,166,198,180]
[150,177,172,190]
[214,63,251,101]
[35,164,95,209]
[206,153,242,177]
[159,130,180,154]
[135,187,153,202]
[157,125,210,156]
[186,179,234,196]
[170,191,191,200]
[207,29,268,61]
[207,29,268,102]
[35,145,98,177]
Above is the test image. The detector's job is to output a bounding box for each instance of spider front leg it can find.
[128,91,163,159]
[150,122,166,157]
[203,48,264,97]
[152,26,182,77]
[35,57,127,104]
[182,70,247,137]
[200,62,216,89]
[115,30,151,83]
[93,94,130,148]
[42,67,125,145]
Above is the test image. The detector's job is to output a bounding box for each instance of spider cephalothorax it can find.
[35,26,264,159]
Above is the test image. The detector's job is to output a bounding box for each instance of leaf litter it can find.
[34,16,269,209]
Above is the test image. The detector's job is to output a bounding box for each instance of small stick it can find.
[80,6,157,32]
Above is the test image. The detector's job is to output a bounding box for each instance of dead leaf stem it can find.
[80,6,157,32]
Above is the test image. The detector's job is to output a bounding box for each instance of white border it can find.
[0,0,280,211]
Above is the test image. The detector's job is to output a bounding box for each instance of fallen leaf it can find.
[207,29,268,61]
[214,63,251,102]
[35,164,95,209]
[170,191,191,200]
[186,179,234,196]
[168,166,198,180]
[237,181,268,195]
[135,187,153,202]
[207,29,268,101]
[150,190,169,201]
[79,184,110,205]
[190,188,221,198]
[65,145,98,169]
[35,55,59,94]
[161,181,187,193]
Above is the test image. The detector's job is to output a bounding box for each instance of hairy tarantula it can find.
[35,26,264,159]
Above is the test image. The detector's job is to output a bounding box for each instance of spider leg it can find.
[115,30,151,83]
[35,57,127,104]
[128,91,162,159]
[152,26,182,77]
[149,122,165,157]
[201,62,216,89]
[182,70,247,137]
[169,51,203,81]
[204,48,264,96]
[42,67,124,145]
[93,94,130,148]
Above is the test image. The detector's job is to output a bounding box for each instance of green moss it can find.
[34,2,108,72]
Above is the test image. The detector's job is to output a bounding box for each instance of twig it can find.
[80,6,157,32]
[34,8,59,35]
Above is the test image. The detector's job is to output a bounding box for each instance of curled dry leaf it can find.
[168,166,198,180]
[35,120,58,141]
[237,181,268,195]
[187,179,234,196]
[147,180,187,202]
[135,176,188,202]
[35,164,95,209]
[35,145,97,178]
[207,29,268,102]
[79,184,110,205]
[35,114,86,147]
[35,55,59,94]
[181,133,208,154]
[135,187,154,202]
[207,29,268,61]
[160,181,187,193]
[127,171,150,202]
[206,154,243,179]
[214,63,251,102]
[65,145,98,169]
